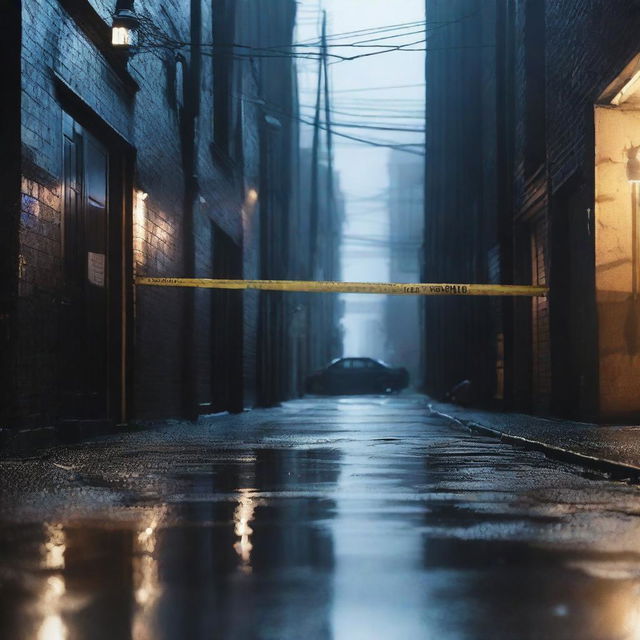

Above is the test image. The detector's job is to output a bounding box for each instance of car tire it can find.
[377,380,392,394]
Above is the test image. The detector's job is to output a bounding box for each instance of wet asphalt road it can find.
[3,395,640,639]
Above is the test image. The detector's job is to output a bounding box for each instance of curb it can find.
[0,420,128,457]
[430,407,640,482]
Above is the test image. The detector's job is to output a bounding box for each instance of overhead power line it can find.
[330,122,424,133]
[301,83,426,94]
[239,94,425,157]
[297,19,426,45]
[300,106,425,121]
[134,11,481,64]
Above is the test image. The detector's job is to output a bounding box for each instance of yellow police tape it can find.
[135,277,548,297]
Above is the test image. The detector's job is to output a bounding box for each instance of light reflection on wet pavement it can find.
[3,395,640,638]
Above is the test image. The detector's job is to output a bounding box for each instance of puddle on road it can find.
[3,427,640,639]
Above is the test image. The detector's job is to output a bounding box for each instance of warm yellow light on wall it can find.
[247,188,258,204]
[134,190,147,267]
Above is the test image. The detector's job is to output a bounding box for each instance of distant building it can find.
[424,0,640,421]
[385,149,424,387]
[0,0,307,429]
[341,297,387,362]
[297,147,345,379]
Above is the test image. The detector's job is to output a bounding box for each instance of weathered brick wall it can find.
[15,176,64,426]
[20,0,187,422]
[235,1,262,406]
[17,0,257,425]
[543,0,640,418]
[424,0,640,417]
[546,0,640,190]
[128,17,186,418]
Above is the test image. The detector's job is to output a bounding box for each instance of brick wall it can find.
[14,0,268,426]
[546,0,640,191]
[543,0,640,418]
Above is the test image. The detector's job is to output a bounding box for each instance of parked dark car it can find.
[306,357,409,395]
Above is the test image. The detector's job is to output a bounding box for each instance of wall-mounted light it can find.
[112,3,140,49]
[247,188,258,204]
[627,146,640,182]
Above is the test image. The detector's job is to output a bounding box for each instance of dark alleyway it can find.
[2,395,640,639]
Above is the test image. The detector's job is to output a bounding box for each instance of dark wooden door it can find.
[61,114,109,419]
[211,228,243,412]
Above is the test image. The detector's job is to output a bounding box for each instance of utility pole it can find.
[309,11,326,278]
[322,15,335,278]
[321,17,338,363]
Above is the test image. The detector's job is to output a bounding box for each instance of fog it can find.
[297,0,425,377]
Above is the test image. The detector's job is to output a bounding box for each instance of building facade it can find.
[423,0,501,407]
[424,0,640,420]
[297,148,345,380]
[0,0,316,430]
[386,149,424,388]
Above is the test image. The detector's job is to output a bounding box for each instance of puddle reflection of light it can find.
[233,489,257,573]
[132,507,167,640]
[38,524,67,640]
[43,523,66,570]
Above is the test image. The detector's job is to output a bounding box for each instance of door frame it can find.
[55,77,135,425]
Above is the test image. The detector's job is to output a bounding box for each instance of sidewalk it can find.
[429,401,640,480]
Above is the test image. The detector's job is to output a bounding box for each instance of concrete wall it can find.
[594,106,640,417]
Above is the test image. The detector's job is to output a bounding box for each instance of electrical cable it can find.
[239,94,425,156]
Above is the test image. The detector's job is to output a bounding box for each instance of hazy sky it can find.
[296,0,425,355]
[297,0,424,277]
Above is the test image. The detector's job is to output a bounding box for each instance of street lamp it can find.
[247,188,258,205]
[111,3,140,49]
